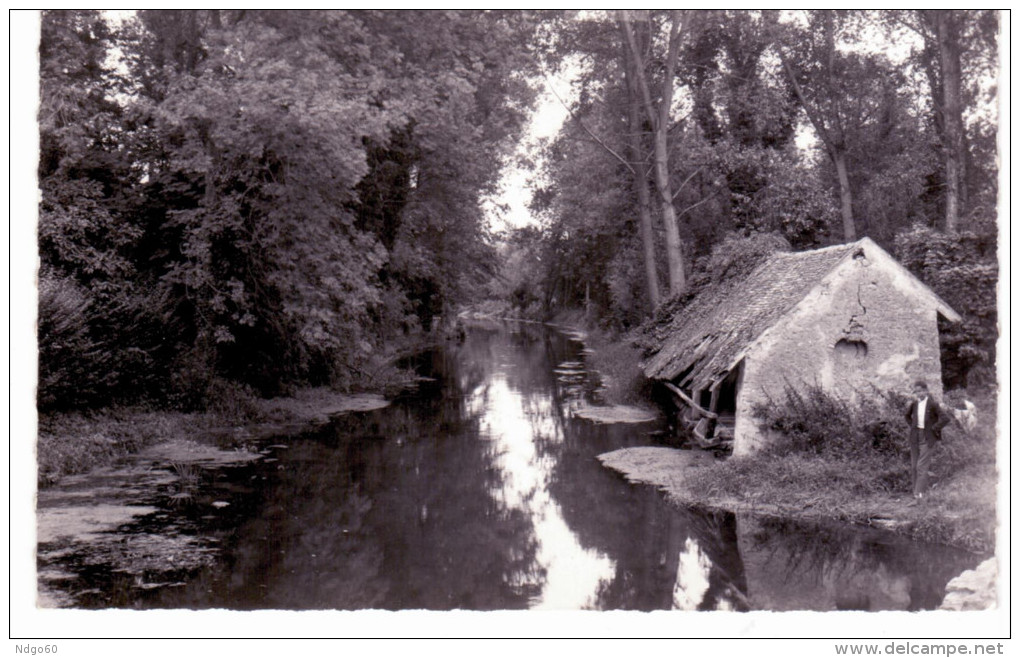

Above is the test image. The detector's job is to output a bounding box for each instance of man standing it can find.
[904,380,946,499]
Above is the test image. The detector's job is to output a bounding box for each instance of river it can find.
[36,321,984,611]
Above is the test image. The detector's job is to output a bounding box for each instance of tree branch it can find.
[544,75,635,175]
[780,56,835,151]
[677,192,719,218]
[890,12,935,45]
[656,10,684,135]
[671,166,704,201]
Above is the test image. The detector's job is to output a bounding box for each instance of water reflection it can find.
[673,538,712,610]
[475,372,614,608]
[734,515,970,611]
[41,321,987,611]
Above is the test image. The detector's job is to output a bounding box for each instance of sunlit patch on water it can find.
[672,537,711,610]
[477,375,615,609]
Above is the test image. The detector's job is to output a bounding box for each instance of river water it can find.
[37,321,984,611]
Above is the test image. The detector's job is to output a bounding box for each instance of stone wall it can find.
[733,251,945,456]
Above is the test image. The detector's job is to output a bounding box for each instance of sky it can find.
[483,69,576,233]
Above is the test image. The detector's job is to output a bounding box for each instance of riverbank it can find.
[599,444,996,554]
[534,311,998,554]
[545,310,654,407]
[37,388,393,487]
[37,386,400,607]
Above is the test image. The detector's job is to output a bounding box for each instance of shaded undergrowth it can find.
[37,331,430,488]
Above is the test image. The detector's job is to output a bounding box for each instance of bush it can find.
[753,383,997,497]
[701,231,792,286]
[37,408,193,486]
[37,272,115,410]
[753,384,910,461]
[167,342,218,411]
[751,384,916,495]
[933,387,998,475]
[38,264,182,411]
[204,378,265,424]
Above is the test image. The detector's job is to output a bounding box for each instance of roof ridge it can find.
[774,240,858,258]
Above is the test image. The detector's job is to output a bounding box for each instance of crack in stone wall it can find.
[843,264,869,341]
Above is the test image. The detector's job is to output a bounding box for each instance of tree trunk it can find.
[781,51,857,243]
[621,10,688,295]
[620,23,661,310]
[936,10,964,233]
[832,149,856,241]
[634,164,661,310]
[653,129,687,292]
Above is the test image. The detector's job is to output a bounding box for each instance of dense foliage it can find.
[754,384,910,463]
[506,10,998,386]
[38,10,545,410]
[37,10,1001,411]
[894,225,998,388]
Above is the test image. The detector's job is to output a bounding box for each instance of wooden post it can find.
[709,382,721,414]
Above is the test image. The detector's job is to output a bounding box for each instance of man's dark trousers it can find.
[905,400,943,495]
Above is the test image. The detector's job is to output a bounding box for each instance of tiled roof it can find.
[642,242,858,388]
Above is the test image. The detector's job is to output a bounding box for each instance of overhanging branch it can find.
[545,75,635,175]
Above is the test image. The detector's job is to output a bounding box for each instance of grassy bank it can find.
[37,409,211,487]
[545,309,652,407]
[601,386,998,553]
[37,388,397,487]
[36,328,442,488]
[603,442,996,553]
[679,448,996,552]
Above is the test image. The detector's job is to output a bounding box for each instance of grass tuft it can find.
[583,329,654,406]
[36,409,214,487]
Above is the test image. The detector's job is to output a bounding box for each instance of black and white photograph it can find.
[9,7,1009,649]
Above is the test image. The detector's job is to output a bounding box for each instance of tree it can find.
[895,225,997,388]
[620,10,695,294]
[778,11,864,242]
[129,11,402,392]
[538,12,665,312]
[37,10,167,409]
[529,111,634,320]
[934,11,965,234]
[681,11,803,238]
[888,10,999,233]
[363,10,544,329]
[39,10,548,408]
[620,24,663,309]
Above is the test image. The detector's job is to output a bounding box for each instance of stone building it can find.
[643,237,961,456]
